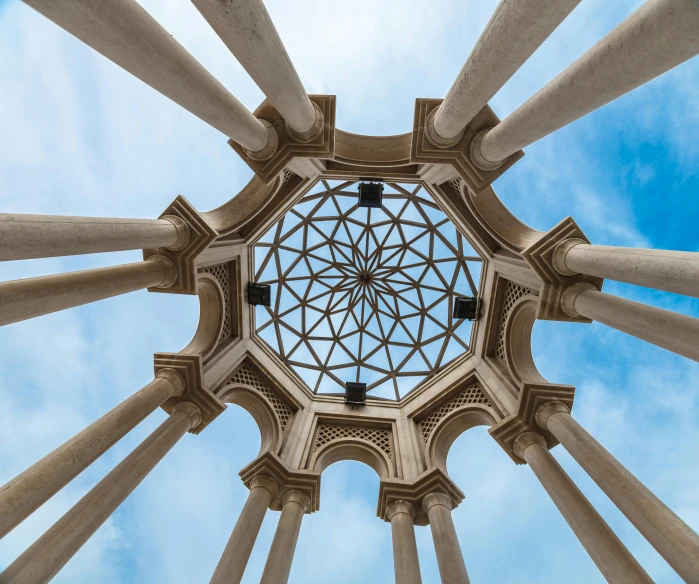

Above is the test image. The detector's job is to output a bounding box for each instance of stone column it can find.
[23,0,274,155]
[0,213,189,261]
[473,0,699,166]
[0,369,184,540]
[553,239,699,299]
[562,283,699,362]
[0,402,201,584]
[192,0,323,142]
[386,500,422,584]
[259,489,310,584]
[429,0,581,146]
[513,433,652,584]
[210,476,278,584]
[422,493,470,584]
[0,254,176,327]
[537,402,699,582]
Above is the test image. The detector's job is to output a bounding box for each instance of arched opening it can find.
[310,438,393,479]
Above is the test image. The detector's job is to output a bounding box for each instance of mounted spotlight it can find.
[248,282,271,307]
[358,179,384,208]
[453,296,481,321]
[345,381,367,406]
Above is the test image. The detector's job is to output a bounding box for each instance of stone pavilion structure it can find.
[1,0,699,582]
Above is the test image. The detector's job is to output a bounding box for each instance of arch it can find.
[310,438,393,480]
[216,383,283,456]
[180,274,224,360]
[427,405,498,471]
[505,296,546,385]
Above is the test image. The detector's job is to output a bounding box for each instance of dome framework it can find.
[0,0,698,583]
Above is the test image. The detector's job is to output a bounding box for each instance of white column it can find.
[474,0,699,166]
[259,489,310,584]
[537,402,699,583]
[562,283,699,362]
[513,433,653,584]
[386,500,422,584]
[0,214,189,262]
[0,369,184,540]
[192,0,322,142]
[553,239,699,299]
[0,254,176,327]
[429,0,581,146]
[22,0,275,155]
[422,493,470,584]
[210,476,278,584]
[0,402,201,584]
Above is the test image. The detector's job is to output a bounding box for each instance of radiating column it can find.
[386,500,422,584]
[0,369,184,540]
[429,0,581,146]
[0,213,189,261]
[553,239,699,299]
[562,283,699,362]
[259,489,310,584]
[0,254,176,327]
[473,0,699,166]
[422,493,469,584]
[192,0,323,142]
[210,476,278,584]
[537,402,699,582]
[0,402,201,584]
[23,0,275,155]
[513,432,652,584]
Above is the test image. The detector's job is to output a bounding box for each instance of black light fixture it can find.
[358,180,384,208]
[345,381,367,405]
[453,296,481,321]
[248,282,271,307]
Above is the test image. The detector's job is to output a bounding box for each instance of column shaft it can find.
[478,0,699,163]
[0,256,174,327]
[432,0,581,141]
[0,372,183,540]
[570,287,699,362]
[0,214,186,261]
[192,0,319,137]
[260,490,309,584]
[23,0,269,152]
[557,242,699,299]
[544,409,699,582]
[423,494,470,584]
[517,435,652,583]
[210,477,277,584]
[0,404,199,584]
[387,501,422,584]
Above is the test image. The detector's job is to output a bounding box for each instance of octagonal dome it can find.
[253,179,484,399]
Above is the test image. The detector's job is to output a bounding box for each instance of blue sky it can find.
[0,0,698,582]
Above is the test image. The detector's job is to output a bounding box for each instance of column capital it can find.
[250,476,279,498]
[281,489,311,513]
[146,254,178,288]
[513,431,547,460]
[422,492,453,514]
[386,500,417,522]
[535,401,571,431]
[160,215,190,252]
[284,101,325,144]
[172,401,202,430]
[155,367,186,397]
[552,238,587,276]
[424,106,465,149]
[561,282,598,319]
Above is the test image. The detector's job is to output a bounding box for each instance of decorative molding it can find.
[202,262,233,345]
[411,98,524,192]
[144,195,218,295]
[495,281,536,367]
[153,353,225,434]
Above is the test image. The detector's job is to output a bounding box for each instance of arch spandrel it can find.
[178,274,224,361]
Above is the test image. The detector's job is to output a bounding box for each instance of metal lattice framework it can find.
[254,180,483,399]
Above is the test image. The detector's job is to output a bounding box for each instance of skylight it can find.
[253,180,483,399]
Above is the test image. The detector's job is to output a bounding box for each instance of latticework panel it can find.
[204,262,232,342]
[418,382,491,443]
[313,423,392,458]
[281,168,295,185]
[448,176,464,194]
[228,363,293,430]
[495,281,533,365]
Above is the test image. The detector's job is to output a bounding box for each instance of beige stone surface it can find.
[386,500,422,584]
[422,493,470,584]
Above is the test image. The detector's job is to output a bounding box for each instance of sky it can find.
[0,0,698,583]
